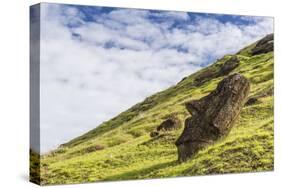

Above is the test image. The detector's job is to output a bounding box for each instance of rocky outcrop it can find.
[194,56,240,86]
[194,69,217,86]
[150,116,181,138]
[251,34,274,55]
[219,56,239,75]
[176,73,250,162]
[156,116,181,131]
[245,97,259,106]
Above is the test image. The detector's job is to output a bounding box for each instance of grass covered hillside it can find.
[35,34,274,185]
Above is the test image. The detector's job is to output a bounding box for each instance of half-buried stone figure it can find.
[175,73,250,162]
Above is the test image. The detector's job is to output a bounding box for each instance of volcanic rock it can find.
[175,73,250,162]
[156,117,181,131]
[194,56,240,86]
[245,97,259,106]
[219,56,239,76]
[251,34,274,55]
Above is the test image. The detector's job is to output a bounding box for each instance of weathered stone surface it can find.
[194,69,217,86]
[175,73,250,162]
[219,56,239,76]
[85,145,105,153]
[156,117,181,131]
[194,56,240,86]
[245,97,259,106]
[251,34,274,55]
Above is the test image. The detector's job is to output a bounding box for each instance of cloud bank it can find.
[38,3,273,153]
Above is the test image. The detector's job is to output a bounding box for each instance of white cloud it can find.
[37,3,273,154]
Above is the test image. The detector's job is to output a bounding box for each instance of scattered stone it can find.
[251,34,274,55]
[156,117,181,131]
[219,56,239,76]
[150,131,159,138]
[85,145,105,153]
[176,73,250,162]
[245,97,259,106]
[150,116,181,138]
[194,56,240,86]
[194,69,218,86]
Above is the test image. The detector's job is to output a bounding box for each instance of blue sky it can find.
[55,5,263,28]
[36,3,273,153]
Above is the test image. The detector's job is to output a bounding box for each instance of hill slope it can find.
[38,34,274,185]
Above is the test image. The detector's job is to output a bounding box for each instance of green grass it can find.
[30,149,41,184]
[35,42,274,185]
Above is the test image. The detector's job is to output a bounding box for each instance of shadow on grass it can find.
[103,160,178,181]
